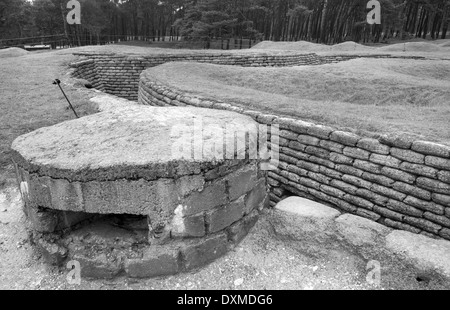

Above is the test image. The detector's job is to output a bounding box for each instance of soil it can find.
[0,174,448,290]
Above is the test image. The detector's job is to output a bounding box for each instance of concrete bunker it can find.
[11,106,269,279]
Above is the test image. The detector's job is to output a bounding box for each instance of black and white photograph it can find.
[0,0,449,293]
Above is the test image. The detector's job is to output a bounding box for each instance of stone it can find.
[171,209,206,238]
[206,197,246,233]
[26,206,58,233]
[227,210,259,244]
[226,165,258,201]
[275,196,341,221]
[181,181,228,216]
[74,253,123,280]
[244,179,267,214]
[33,235,68,266]
[335,214,391,247]
[180,233,229,271]
[271,196,341,250]
[125,245,180,278]
[386,230,450,278]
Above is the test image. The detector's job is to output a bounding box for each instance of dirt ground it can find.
[1,183,449,290]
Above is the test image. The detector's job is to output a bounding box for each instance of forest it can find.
[0,0,449,48]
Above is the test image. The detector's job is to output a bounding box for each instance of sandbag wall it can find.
[69,52,326,101]
[138,74,450,241]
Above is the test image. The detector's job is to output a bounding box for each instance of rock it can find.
[270,197,341,250]
[385,230,450,278]
[335,214,392,251]
[275,196,341,220]
[234,278,244,286]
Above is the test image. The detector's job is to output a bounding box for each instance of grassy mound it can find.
[330,41,374,52]
[149,59,450,144]
[0,47,29,58]
[378,42,447,52]
[252,40,324,52]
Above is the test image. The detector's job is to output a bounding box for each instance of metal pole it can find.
[53,79,79,118]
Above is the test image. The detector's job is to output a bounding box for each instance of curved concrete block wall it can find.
[70,52,450,241]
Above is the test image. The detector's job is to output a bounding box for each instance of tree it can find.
[174,0,261,45]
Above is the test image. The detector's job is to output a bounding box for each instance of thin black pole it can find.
[53,79,79,118]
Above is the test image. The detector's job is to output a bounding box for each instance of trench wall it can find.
[70,52,424,101]
[69,51,449,241]
[137,71,450,241]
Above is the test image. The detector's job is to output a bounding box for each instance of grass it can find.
[149,58,450,145]
[0,50,97,174]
